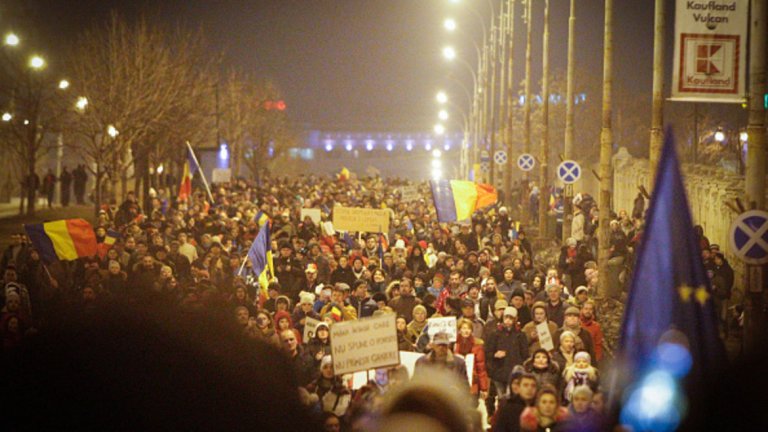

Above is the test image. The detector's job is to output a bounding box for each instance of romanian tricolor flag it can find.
[253,210,270,227]
[430,180,498,223]
[338,167,350,181]
[247,222,275,297]
[104,229,121,246]
[24,219,98,264]
[178,147,200,200]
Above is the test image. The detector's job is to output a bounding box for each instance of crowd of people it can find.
[0,172,733,431]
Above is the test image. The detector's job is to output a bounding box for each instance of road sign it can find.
[480,161,490,173]
[494,150,508,165]
[729,210,768,265]
[517,153,535,172]
[480,150,490,163]
[556,160,582,184]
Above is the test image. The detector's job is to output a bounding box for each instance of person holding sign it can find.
[521,302,558,356]
[485,307,528,400]
[414,332,469,388]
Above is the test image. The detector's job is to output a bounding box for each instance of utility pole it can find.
[562,0,576,241]
[498,3,509,192]
[745,0,766,353]
[489,22,498,185]
[522,0,533,226]
[505,0,517,205]
[538,0,550,238]
[648,0,665,188]
[597,0,614,298]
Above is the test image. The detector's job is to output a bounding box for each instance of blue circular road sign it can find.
[557,160,582,184]
[729,210,768,265]
[517,154,535,172]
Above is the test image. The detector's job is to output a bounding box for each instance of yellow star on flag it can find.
[694,285,710,305]
[678,284,694,302]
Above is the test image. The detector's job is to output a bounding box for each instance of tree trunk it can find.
[94,170,103,218]
[26,158,36,216]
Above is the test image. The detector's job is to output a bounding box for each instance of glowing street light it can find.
[436,91,448,104]
[29,55,45,69]
[444,18,457,32]
[714,129,725,142]
[4,33,19,47]
[1,113,11,122]
[58,79,70,90]
[739,131,748,142]
[438,109,449,121]
[107,124,119,138]
[442,46,457,61]
[432,149,443,158]
[75,96,88,111]
[434,124,446,135]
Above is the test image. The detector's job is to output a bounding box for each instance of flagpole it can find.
[237,254,248,276]
[185,141,214,203]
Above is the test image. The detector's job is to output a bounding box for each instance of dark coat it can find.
[485,324,528,383]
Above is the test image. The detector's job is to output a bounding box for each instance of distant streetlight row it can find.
[2,32,117,137]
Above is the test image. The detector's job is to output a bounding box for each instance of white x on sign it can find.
[557,160,581,184]
[729,210,768,265]
[517,154,535,172]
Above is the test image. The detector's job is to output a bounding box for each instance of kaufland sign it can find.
[672,1,747,103]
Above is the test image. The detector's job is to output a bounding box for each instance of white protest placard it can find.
[465,353,475,387]
[536,322,554,351]
[211,168,232,184]
[300,208,322,224]
[427,316,457,343]
[400,185,420,203]
[671,0,747,103]
[399,351,424,378]
[330,314,400,375]
[332,206,390,233]
[303,317,321,342]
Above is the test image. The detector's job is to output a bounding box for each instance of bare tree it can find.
[0,41,70,215]
[66,14,216,213]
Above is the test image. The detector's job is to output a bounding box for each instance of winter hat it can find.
[503,307,518,318]
[565,306,581,316]
[412,304,427,317]
[494,299,509,310]
[574,351,591,364]
[574,286,589,295]
[394,239,406,250]
[432,331,451,345]
[566,237,577,247]
[559,330,576,343]
[510,289,525,300]
[299,291,316,305]
[276,295,291,308]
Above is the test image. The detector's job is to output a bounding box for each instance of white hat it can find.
[394,239,406,250]
[299,291,316,305]
[503,306,518,318]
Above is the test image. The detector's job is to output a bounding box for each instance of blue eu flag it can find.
[619,129,726,381]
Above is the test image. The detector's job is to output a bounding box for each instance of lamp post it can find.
[562,0,576,241]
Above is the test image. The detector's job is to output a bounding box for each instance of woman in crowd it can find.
[454,318,490,402]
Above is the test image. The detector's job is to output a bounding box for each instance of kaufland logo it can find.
[695,43,724,75]
[679,34,738,94]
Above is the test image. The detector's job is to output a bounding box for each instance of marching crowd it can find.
[0,173,734,431]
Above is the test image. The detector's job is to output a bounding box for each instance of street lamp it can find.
[739,131,748,142]
[436,91,448,104]
[75,96,88,112]
[2,113,11,122]
[107,125,119,138]
[714,128,725,142]
[442,46,457,61]
[444,18,457,32]
[58,80,70,90]
[4,33,19,47]
[438,109,449,121]
[29,55,45,69]
[434,124,446,135]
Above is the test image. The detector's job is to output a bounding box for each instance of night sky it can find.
[18,0,667,132]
